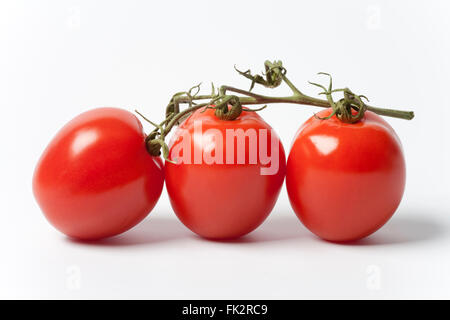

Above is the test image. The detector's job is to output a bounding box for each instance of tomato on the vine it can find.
[33,108,164,240]
[165,107,286,239]
[286,108,406,242]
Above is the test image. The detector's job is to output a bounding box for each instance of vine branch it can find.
[136,60,415,158]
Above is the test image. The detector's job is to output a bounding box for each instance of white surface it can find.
[1,0,449,299]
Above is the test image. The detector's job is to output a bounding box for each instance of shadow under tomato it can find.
[65,215,192,246]
[66,213,307,246]
[202,214,308,244]
[65,209,446,247]
[328,212,447,246]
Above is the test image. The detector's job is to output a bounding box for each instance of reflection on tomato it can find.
[286,108,406,242]
[165,107,286,239]
[33,108,164,240]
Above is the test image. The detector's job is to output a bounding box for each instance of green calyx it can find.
[309,72,369,123]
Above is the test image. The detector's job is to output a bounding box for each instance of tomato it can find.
[165,107,286,239]
[286,108,406,242]
[33,108,164,240]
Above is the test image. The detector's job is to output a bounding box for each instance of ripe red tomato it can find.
[33,108,164,240]
[165,107,286,239]
[286,108,406,242]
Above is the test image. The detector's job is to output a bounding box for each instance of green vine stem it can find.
[136,60,414,158]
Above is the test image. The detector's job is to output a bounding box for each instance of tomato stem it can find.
[136,60,414,158]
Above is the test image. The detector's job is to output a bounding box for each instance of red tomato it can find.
[33,108,164,240]
[165,107,286,239]
[286,108,406,242]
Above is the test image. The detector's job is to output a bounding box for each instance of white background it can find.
[1,0,449,299]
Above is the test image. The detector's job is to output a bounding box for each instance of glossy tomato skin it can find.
[286,109,406,242]
[165,107,286,239]
[33,108,164,240]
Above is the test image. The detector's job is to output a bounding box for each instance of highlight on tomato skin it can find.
[165,107,286,240]
[286,108,406,242]
[32,107,165,240]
